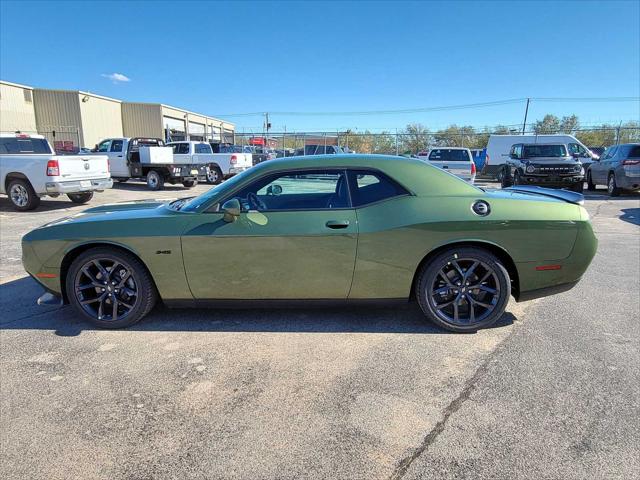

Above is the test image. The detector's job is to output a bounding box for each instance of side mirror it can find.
[221,198,241,223]
[509,153,518,159]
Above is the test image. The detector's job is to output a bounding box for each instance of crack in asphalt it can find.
[387,302,535,480]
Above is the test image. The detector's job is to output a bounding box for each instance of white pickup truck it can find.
[95,137,200,190]
[167,141,253,184]
[0,133,112,211]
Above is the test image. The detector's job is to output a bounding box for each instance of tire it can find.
[67,192,94,204]
[416,247,511,332]
[513,170,522,186]
[586,170,596,191]
[501,169,513,188]
[495,170,504,183]
[206,166,223,185]
[182,180,196,188]
[7,178,40,211]
[569,181,584,193]
[66,247,158,329]
[607,173,621,197]
[146,170,164,191]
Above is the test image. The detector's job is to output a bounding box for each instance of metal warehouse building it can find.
[32,88,124,151]
[121,102,235,144]
[0,80,37,133]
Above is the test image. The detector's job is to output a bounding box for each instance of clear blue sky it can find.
[1,0,638,133]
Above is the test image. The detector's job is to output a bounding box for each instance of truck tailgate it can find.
[57,155,110,180]
[235,153,253,169]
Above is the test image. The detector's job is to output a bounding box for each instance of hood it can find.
[37,199,177,229]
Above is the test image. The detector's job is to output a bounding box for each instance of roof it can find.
[33,88,121,103]
[0,80,34,90]
[247,154,479,196]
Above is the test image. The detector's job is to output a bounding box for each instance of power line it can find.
[215,96,639,118]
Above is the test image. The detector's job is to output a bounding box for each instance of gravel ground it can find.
[0,181,638,479]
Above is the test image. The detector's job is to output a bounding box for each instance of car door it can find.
[171,142,191,164]
[181,169,358,300]
[595,147,615,183]
[107,139,129,177]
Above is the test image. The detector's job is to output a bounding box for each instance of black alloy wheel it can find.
[417,247,511,332]
[67,248,157,328]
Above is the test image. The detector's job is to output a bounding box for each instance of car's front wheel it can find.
[67,192,94,204]
[416,247,511,332]
[66,247,158,328]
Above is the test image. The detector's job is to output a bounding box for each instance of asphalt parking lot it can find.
[1,181,639,480]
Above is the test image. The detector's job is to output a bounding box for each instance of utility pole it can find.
[522,98,530,135]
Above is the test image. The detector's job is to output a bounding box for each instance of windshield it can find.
[522,144,567,158]
[180,167,256,212]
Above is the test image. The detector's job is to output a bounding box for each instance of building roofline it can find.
[0,79,34,90]
[122,101,233,126]
[32,88,122,103]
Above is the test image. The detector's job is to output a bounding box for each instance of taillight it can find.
[622,159,640,165]
[471,162,476,174]
[46,159,59,176]
[230,154,238,165]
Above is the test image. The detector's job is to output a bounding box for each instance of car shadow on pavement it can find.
[620,208,640,226]
[0,276,516,337]
[112,182,197,192]
[0,198,76,213]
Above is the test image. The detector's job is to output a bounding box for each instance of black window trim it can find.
[207,166,413,213]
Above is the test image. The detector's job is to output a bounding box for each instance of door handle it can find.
[117,155,123,157]
[326,220,350,229]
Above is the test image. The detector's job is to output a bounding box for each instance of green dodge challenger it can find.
[22,155,597,332]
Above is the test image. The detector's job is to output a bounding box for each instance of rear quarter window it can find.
[0,137,52,154]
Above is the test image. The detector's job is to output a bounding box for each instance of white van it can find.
[484,134,595,180]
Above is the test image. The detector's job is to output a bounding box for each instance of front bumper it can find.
[519,174,583,187]
[45,177,113,194]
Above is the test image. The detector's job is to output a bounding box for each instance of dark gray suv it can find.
[586,143,640,196]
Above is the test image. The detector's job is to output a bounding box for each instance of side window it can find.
[231,170,348,211]
[109,140,123,152]
[195,143,212,154]
[568,143,588,157]
[347,170,409,207]
[512,145,522,159]
[97,140,110,152]
[173,143,189,154]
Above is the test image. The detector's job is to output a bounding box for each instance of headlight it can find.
[574,165,583,173]
[526,165,536,173]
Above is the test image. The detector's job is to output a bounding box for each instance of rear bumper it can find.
[45,177,113,194]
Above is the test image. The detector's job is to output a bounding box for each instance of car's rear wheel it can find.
[206,166,223,184]
[586,170,596,191]
[67,192,94,204]
[607,173,620,197]
[146,170,164,191]
[416,247,511,332]
[7,178,40,211]
[66,247,157,328]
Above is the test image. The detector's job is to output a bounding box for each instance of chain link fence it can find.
[235,126,640,157]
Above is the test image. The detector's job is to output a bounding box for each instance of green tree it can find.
[400,123,431,153]
[560,115,580,134]
[533,114,561,134]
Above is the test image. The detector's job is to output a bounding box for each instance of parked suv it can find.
[501,143,584,192]
[586,143,640,196]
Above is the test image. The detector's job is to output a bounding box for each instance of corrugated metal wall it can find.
[0,82,37,132]
[122,103,163,138]
[79,94,123,148]
[33,89,83,147]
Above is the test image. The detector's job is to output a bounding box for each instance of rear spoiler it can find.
[504,185,584,205]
